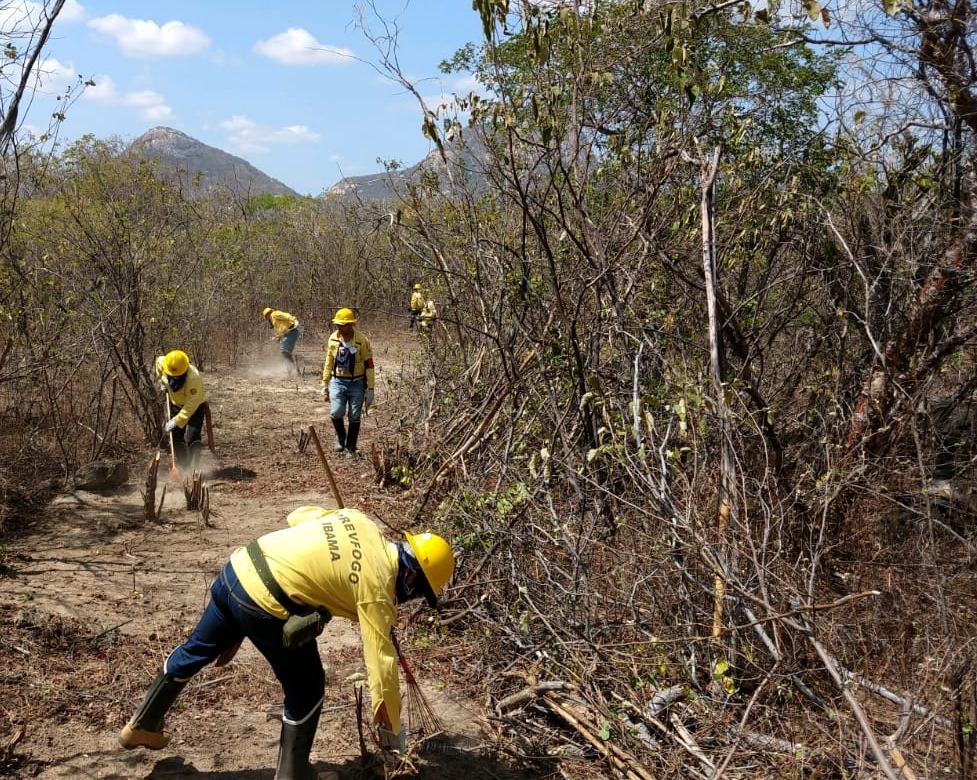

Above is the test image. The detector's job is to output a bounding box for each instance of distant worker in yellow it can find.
[419,298,438,334]
[408,283,424,330]
[155,350,208,471]
[320,308,375,457]
[262,307,302,375]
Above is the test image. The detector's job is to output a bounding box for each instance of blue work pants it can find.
[164,562,325,721]
[329,376,365,424]
[279,325,301,357]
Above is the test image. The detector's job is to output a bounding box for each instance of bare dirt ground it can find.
[0,325,543,780]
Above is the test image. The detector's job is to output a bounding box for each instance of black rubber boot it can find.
[119,671,189,750]
[345,421,360,455]
[331,417,346,452]
[274,705,321,780]
[172,439,189,469]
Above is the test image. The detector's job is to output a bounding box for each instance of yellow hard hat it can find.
[262,307,273,318]
[332,307,357,325]
[162,350,189,377]
[405,531,454,607]
[413,283,422,290]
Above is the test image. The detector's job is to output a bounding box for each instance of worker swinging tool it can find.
[155,349,209,474]
[262,306,302,376]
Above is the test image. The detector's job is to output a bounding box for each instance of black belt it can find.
[332,374,364,381]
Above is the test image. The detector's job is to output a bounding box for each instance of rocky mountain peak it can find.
[130,126,298,198]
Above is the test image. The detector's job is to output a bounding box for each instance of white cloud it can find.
[34,57,77,93]
[0,0,78,35]
[451,74,484,94]
[121,89,172,122]
[0,4,88,97]
[139,103,172,122]
[84,73,117,102]
[58,0,85,24]
[88,14,209,57]
[253,28,353,66]
[220,114,322,154]
[273,125,322,143]
[83,77,171,121]
[220,115,255,133]
[0,2,40,30]
[0,0,83,31]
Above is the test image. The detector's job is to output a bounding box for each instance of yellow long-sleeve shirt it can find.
[229,506,403,734]
[154,356,208,428]
[321,330,375,389]
[268,309,298,338]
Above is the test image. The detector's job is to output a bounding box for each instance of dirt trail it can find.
[0,326,506,780]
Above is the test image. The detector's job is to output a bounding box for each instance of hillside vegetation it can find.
[2,2,977,778]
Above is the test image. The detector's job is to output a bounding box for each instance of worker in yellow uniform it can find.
[155,349,208,471]
[419,298,438,334]
[262,307,302,375]
[320,307,374,457]
[408,283,424,330]
[119,505,455,780]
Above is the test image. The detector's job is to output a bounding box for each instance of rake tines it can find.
[391,629,446,742]
[404,667,445,739]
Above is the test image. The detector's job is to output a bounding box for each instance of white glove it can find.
[319,386,328,399]
[364,388,375,409]
[164,419,177,433]
[377,726,406,753]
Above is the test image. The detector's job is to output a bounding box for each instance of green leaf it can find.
[712,658,736,695]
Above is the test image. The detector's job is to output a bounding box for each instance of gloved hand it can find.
[319,386,329,400]
[377,726,406,753]
[364,388,375,410]
[164,419,177,433]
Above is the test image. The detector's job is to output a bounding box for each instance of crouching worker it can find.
[118,505,455,780]
[155,349,208,471]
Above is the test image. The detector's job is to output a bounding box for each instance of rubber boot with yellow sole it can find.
[119,671,188,750]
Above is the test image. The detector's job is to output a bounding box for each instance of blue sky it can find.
[27,1,486,195]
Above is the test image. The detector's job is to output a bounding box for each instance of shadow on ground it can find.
[209,465,258,481]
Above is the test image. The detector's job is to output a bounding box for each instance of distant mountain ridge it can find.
[128,126,488,202]
[326,132,490,202]
[130,127,298,198]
